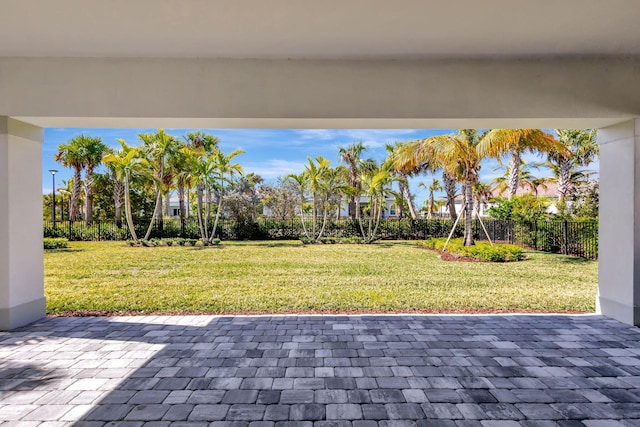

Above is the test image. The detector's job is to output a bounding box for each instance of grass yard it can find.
[44,240,598,315]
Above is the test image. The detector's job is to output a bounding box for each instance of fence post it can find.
[563,220,569,255]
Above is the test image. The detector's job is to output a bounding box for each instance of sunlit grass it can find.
[44,240,597,315]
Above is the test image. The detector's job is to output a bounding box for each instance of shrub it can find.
[43,238,69,249]
[315,236,365,244]
[419,238,524,262]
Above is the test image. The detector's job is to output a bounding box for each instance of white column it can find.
[597,119,640,325]
[0,117,45,330]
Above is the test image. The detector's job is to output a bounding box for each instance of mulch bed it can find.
[416,246,484,262]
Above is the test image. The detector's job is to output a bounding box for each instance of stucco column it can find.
[0,117,45,330]
[597,119,640,325]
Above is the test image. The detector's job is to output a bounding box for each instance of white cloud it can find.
[295,129,336,140]
[242,159,308,180]
[294,129,422,148]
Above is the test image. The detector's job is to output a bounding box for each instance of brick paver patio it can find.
[1,314,640,426]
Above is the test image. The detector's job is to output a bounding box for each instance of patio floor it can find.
[1,315,640,426]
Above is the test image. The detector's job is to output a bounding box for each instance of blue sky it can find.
[42,128,593,208]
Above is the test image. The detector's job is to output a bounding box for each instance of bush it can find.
[44,238,69,249]
[420,238,524,262]
[303,236,366,245]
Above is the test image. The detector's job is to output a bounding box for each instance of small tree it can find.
[261,178,300,221]
[356,162,397,243]
[288,157,345,243]
[103,140,148,243]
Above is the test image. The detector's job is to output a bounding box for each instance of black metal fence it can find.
[43,217,599,259]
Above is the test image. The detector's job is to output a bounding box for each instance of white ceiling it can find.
[1,0,639,59]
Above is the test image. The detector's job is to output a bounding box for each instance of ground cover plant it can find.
[43,238,69,249]
[44,241,597,315]
[420,238,525,262]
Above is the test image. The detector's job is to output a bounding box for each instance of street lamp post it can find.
[48,170,58,227]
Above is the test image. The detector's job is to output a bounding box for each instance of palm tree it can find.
[386,142,418,219]
[491,160,541,196]
[549,129,598,201]
[54,136,85,221]
[210,148,245,241]
[479,129,568,199]
[338,142,376,220]
[189,155,220,243]
[167,138,192,229]
[395,130,482,245]
[287,157,342,243]
[104,147,124,227]
[392,140,458,221]
[77,136,108,224]
[304,156,331,239]
[358,161,397,243]
[183,131,220,228]
[103,140,148,243]
[472,182,493,217]
[420,179,443,219]
[140,129,178,240]
[286,172,312,240]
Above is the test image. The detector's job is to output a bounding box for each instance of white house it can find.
[263,196,399,219]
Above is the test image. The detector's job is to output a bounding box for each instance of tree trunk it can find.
[144,190,162,240]
[210,192,224,242]
[196,185,207,242]
[371,197,383,243]
[401,176,417,219]
[507,151,521,200]
[298,191,311,240]
[197,183,204,222]
[558,157,572,202]
[178,182,186,227]
[206,189,212,220]
[428,191,435,219]
[83,166,94,224]
[348,196,356,219]
[165,192,171,217]
[316,196,330,242]
[443,172,457,221]
[210,176,225,242]
[464,181,474,246]
[114,178,124,228]
[397,181,406,218]
[186,187,191,218]
[69,167,83,221]
[312,193,317,237]
[124,176,138,242]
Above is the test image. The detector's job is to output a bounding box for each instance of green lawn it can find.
[44,240,598,315]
